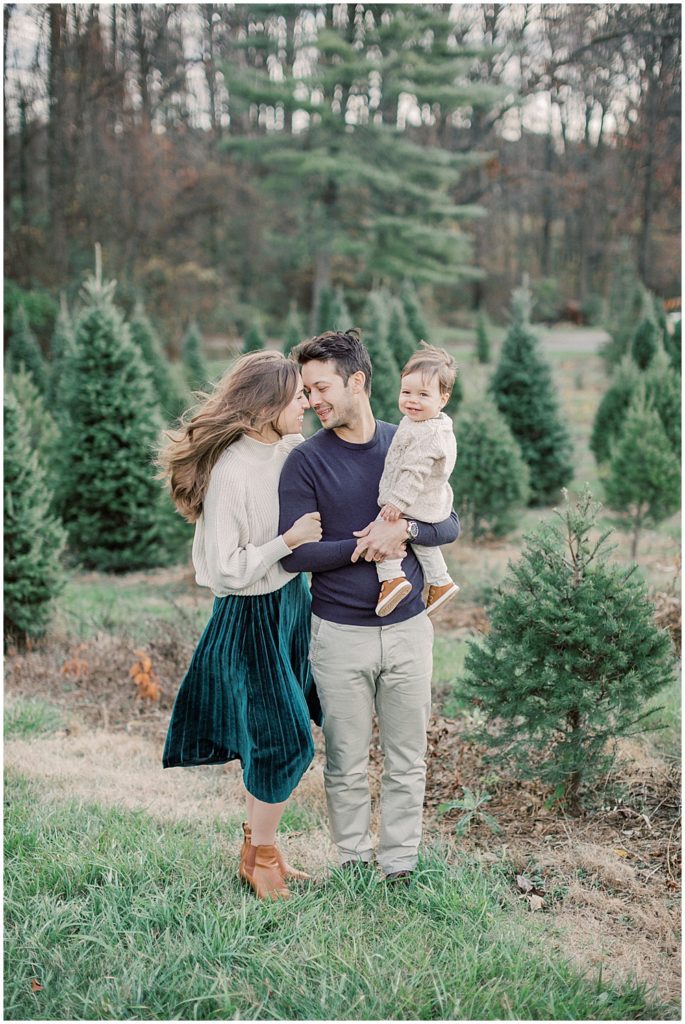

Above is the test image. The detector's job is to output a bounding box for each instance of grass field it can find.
[5,326,681,1020]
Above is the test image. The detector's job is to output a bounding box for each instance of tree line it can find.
[4,3,681,343]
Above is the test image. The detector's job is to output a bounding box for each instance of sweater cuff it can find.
[259,535,292,567]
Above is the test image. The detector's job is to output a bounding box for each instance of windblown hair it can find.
[292,328,372,394]
[402,343,457,397]
[158,350,300,523]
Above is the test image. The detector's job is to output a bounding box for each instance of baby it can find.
[375,344,460,617]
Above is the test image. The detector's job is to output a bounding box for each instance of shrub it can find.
[489,288,573,505]
[59,273,170,572]
[4,392,65,646]
[461,488,676,811]
[452,397,530,539]
[604,396,681,559]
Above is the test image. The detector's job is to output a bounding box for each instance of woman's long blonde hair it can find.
[158,350,300,523]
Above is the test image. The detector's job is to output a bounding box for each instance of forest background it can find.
[4,2,681,341]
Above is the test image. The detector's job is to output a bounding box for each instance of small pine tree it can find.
[401,280,430,344]
[362,292,401,424]
[315,285,335,334]
[604,396,681,559]
[46,297,76,410]
[452,397,530,538]
[4,392,66,646]
[590,356,641,465]
[130,303,186,421]
[60,271,170,572]
[387,295,416,369]
[475,310,491,364]
[283,304,304,356]
[182,321,209,392]
[602,279,649,371]
[5,368,60,499]
[8,305,49,393]
[243,319,266,354]
[630,316,658,370]
[330,287,351,333]
[665,317,681,372]
[490,289,574,505]
[443,369,463,417]
[461,488,676,811]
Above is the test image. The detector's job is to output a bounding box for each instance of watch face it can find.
[409,521,418,539]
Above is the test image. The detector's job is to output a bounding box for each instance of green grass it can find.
[4,772,672,1021]
[644,675,682,757]
[4,699,64,740]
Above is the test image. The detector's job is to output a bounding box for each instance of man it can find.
[278,329,460,882]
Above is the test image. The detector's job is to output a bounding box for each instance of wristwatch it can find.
[405,520,419,540]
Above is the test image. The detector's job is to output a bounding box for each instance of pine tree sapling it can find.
[60,273,170,572]
[283,305,304,356]
[46,297,76,410]
[490,293,573,505]
[182,321,209,392]
[475,310,491,364]
[443,371,463,417]
[130,303,186,421]
[630,316,658,370]
[604,396,681,559]
[452,397,530,539]
[330,287,351,334]
[387,296,416,369]
[461,488,676,810]
[242,319,266,354]
[401,280,430,344]
[314,285,335,334]
[6,368,61,500]
[4,392,66,645]
[8,304,49,393]
[362,292,401,424]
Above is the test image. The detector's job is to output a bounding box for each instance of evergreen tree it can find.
[329,287,351,333]
[665,317,681,372]
[461,488,676,811]
[604,396,681,559]
[8,304,49,393]
[314,285,335,335]
[590,356,642,464]
[452,397,530,539]
[181,321,209,392]
[60,272,169,572]
[602,280,649,371]
[242,319,266,354]
[362,292,401,424]
[631,316,658,370]
[4,392,66,646]
[443,369,463,417]
[283,304,304,356]
[401,280,431,344]
[130,303,186,421]
[387,296,417,368]
[5,368,60,499]
[490,290,573,505]
[46,297,76,410]
[475,310,491,364]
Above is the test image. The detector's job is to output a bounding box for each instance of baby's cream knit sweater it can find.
[192,432,302,597]
[378,412,457,522]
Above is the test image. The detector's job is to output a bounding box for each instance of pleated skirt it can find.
[162,573,322,804]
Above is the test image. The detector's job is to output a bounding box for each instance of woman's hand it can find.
[283,511,322,549]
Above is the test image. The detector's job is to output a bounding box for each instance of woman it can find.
[158,350,322,901]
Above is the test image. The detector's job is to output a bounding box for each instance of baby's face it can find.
[398,371,448,422]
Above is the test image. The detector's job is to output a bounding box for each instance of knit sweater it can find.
[192,432,302,597]
[378,412,457,522]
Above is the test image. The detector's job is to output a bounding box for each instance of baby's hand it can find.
[380,503,402,522]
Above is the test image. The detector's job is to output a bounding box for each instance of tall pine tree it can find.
[490,289,573,505]
[361,292,401,424]
[60,270,169,572]
[4,392,65,646]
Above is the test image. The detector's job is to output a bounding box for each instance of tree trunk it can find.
[48,5,68,276]
[564,706,583,814]
[637,66,658,286]
[4,5,12,243]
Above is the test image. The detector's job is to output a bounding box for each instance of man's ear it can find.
[349,370,366,394]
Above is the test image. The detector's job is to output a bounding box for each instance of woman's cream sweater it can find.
[192,433,303,597]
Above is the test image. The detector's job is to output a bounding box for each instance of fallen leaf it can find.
[529,894,545,911]
[613,848,629,858]
[31,979,43,993]
[516,874,534,893]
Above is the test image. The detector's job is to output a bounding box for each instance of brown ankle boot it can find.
[241,822,311,882]
[239,844,290,900]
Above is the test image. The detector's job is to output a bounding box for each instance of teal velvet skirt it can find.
[162,574,321,804]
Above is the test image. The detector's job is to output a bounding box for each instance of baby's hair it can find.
[401,343,457,397]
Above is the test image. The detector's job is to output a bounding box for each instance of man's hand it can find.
[351,518,408,563]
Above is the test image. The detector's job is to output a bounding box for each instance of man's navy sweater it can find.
[278,421,460,627]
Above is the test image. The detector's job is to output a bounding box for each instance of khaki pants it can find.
[309,612,433,874]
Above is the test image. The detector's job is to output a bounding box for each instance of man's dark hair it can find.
[292,328,372,394]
